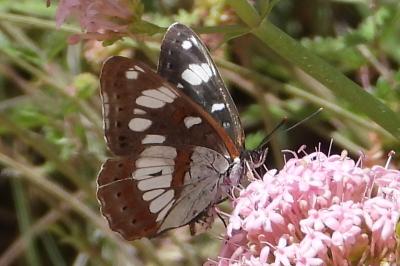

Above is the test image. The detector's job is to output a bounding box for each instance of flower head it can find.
[49,0,136,43]
[211,150,400,265]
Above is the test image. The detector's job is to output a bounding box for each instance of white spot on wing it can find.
[184,116,202,129]
[143,189,165,201]
[158,86,177,99]
[156,199,175,222]
[182,40,192,49]
[135,157,174,168]
[138,175,172,191]
[188,64,209,83]
[140,146,177,159]
[125,69,138,80]
[143,89,174,103]
[201,63,212,78]
[182,68,202,85]
[133,166,174,180]
[134,65,145,72]
[133,108,146,115]
[150,190,174,213]
[211,103,225,112]
[181,64,213,85]
[142,134,166,144]
[136,95,165,109]
[177,83,184,88]
[128,118,152,132]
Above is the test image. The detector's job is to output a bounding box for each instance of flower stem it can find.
[0,12,80,33]
[217,59,393,140]
[227,0,400,140]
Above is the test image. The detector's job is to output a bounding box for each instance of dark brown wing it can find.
[100,56,238,158]
[158,23,245,149]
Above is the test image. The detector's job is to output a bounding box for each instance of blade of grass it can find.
[40,233,67,266]
[0,113,91,192]
[0,48,103,133]
[227,0,400,140]
[0,204,67,266]
[11,178,41,266]
[0,151,160,265]
[0,12,80,34]
[217,59,394,140]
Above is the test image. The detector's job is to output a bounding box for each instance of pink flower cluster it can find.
[53,0,134,43]
[215,151,400,265]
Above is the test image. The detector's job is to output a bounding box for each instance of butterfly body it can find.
[97,23,255,241]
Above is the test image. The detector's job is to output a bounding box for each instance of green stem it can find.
[227,0,400,140]
[11,179,41,266]
[217,59,393,140]
[193,24,248,35]
[0,13,80,34]
[226,0,261,27]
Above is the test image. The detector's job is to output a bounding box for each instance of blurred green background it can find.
[0,0,400,265]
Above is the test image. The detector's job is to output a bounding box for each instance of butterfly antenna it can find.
[285,108,323,132]
[257,118,288,151]
[256,108,323,152]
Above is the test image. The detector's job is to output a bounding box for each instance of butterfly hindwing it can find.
[158,23,245,149]
[97,145,230,240]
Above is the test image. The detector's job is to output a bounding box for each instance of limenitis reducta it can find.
[97,23,266,240]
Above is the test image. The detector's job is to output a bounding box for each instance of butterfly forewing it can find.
[158,23,245,149]
[98,56,239,240]
[100,56,238,158]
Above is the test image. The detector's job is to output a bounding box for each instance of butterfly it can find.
[97,23,267,240]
